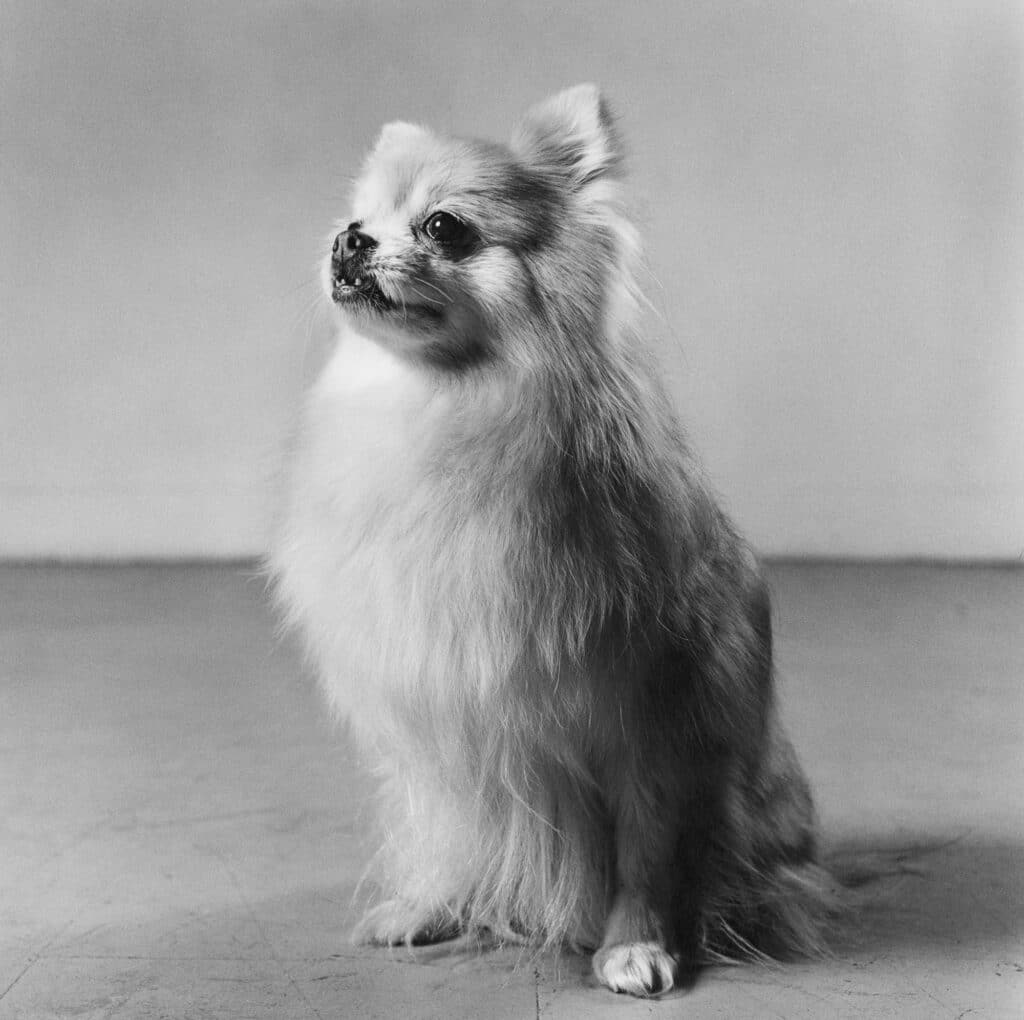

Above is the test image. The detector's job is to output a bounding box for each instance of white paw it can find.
[593,941,678,997]
[352,899,461,947]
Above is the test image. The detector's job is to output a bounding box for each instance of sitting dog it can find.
[270,84,832,997]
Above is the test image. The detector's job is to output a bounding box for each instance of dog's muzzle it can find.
[331,227,377,289]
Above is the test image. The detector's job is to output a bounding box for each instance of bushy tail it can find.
[701,836,943,965]
[702,858,843,964]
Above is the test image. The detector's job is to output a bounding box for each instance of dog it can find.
[269,84,833,997]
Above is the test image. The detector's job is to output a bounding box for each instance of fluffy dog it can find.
[270,84,832,997]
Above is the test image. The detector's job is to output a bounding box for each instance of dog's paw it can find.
[352,899,462,947]
[592,941,678,997]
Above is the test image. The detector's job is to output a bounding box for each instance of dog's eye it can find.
[423,211,477,250]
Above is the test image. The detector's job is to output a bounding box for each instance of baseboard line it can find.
[0,555,1020,570]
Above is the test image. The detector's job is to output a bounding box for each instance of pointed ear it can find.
[372,120,430,156]
[512,84,621,187]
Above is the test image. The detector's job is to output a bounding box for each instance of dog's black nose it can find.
[332,227,377,262]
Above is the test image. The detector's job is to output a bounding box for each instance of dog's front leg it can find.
[593,743,725,997]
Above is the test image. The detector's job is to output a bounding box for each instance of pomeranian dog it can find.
[270,84,833,997]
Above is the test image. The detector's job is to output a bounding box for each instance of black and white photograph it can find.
[2,2,1021,1017]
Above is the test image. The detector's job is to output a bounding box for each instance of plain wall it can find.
[2,0,1022,559]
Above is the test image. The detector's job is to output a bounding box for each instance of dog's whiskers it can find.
[408,277,450,304]
[405,284,446,309]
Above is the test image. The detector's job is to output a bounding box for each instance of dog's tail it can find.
[702,857,840,964]
[701,836,953,964]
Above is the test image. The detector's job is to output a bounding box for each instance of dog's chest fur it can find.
[273,329,520,738]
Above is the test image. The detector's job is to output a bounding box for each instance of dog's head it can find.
[324,84,639,370]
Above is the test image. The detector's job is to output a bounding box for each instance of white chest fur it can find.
[271,328,515,742]
[297,328,440,515]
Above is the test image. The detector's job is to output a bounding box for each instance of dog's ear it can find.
[372,120,430,156]
[512,84,621,188]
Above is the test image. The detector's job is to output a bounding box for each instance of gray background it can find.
[3,0,1021,559]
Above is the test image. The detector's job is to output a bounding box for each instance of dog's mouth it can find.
[331,270,446,323]
[331,269,394,311]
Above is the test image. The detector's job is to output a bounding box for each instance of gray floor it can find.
[0,564,1021,1019]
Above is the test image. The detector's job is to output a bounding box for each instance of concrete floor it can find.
[0,563,1021,1019]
